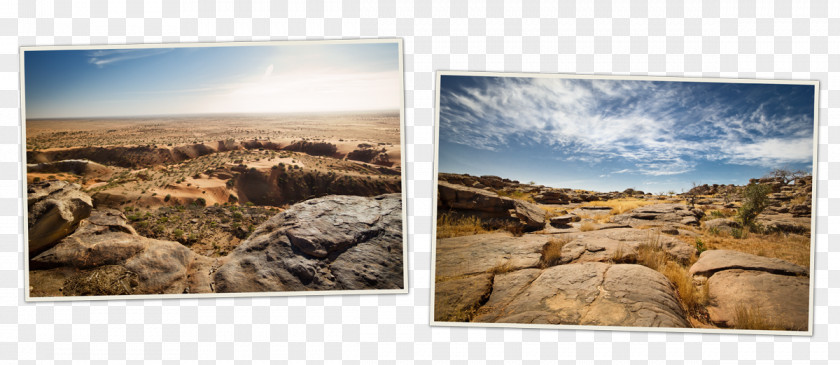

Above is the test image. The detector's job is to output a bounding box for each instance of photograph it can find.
[431,72,818,334]
[22,39,407,300]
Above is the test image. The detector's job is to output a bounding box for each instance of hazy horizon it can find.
[24,42,401,119]
[438,75,816,194]
[25,108,401,121]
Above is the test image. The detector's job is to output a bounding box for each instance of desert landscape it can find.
[433,74,816,332]
[27,113,404,296]
[23,41,405,298]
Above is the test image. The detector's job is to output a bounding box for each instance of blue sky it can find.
[438,75,816,193]
[24,42,400,118]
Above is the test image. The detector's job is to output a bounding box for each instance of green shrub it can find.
[164,194,171,202]
[736,182,771,232]
[695,238,707,254]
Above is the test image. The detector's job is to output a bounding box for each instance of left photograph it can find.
[22,39,407,300]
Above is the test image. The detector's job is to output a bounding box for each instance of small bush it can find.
[173,229,184,238]
[695,238,707,254]
[164,194,171,202]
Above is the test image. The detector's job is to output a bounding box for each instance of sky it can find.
[24,42,401,118]
[438,75,816,193]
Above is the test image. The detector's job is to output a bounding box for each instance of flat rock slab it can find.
[435,233,549,279]
[705,269,809,331]
[434,273,494,322]
[473,263,689,328]
[688,250,808,278]
[560,228,696,265]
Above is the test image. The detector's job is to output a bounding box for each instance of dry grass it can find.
[487,260,516,275]
[539,236,571,268]
[579,221,597,232]
[680,230,810,268]
[661,261,707,316]
[436,213,490,239]
[63,265,138,296]
[732,304,797,331]
[583,198,661,215]
[636,230,668,271]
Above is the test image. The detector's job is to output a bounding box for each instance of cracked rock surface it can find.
[214,193,403,292]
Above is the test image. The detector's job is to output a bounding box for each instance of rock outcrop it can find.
[213,194,403,292]
[28,180,93,255]
[689,250,809,331]
[437,181,545,232]
[612,204,704,227]
[470,262,690,328]
[31,209,214,295]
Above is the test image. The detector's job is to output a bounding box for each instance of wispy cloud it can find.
[439,77,814,175]
[88,49,171,68]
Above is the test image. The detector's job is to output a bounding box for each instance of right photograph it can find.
[431,72,818,334]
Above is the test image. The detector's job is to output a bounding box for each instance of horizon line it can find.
[25,109,402,121]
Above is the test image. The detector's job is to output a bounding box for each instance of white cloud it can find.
[88,49,171,68]
[440,77,814,174]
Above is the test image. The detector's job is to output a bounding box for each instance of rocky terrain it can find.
[27,181,404,297]
[434,173,812,331]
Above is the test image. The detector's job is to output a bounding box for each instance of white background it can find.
[1,1,838,363]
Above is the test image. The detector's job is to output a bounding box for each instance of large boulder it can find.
[472,262,690,328]
[27,181,93,255]
[30,209,213,295]
[689,250,809,331]
[213,194,404,292]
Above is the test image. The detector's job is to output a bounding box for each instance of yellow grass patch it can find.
[487,260,515,275]
[436,213,490,239]
[679,231,810,268]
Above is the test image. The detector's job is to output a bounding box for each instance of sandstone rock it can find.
[434,273,494,322]
[789,204,811,217]
[28,181,93,255]
[31,209,209,294]
[473,263,689,328]
[510,199,546,231]
[214,194,403,292]
[434,233,548,279]
[705,269,809,331]
[688,250,808,278]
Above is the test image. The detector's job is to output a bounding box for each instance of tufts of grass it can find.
[732,304,797,331]
[579,221,597,232]
[661,261,707,317]
[539,237,570,268]
[436,213,490,239]
[487,260,515,275]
